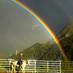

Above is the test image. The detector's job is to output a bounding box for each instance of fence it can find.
[0,59,10,72]
[61,61,73,73]
[0,59,61,73]
[25,60,61,73]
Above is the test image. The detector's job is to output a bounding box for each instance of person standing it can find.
[16,53,23,73]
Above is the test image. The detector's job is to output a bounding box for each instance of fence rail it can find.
[0,59,61,73]
[0,59,73,73]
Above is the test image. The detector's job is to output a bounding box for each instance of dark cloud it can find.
[19,0,72,34]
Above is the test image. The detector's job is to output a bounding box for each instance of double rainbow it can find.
[12,0,68,60]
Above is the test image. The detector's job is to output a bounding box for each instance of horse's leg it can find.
[10,65,12,73]
[11,66,13,73]
[10,64,13,73]
[13,66,16,73]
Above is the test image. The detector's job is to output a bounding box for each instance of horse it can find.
[9,59,27,73]
[9,59,17,73]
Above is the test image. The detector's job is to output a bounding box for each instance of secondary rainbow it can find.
[12,0,68,60]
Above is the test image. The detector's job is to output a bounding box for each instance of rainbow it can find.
[12,0,68,60]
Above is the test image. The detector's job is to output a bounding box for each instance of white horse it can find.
[20,60,27,73]
[9,59,17,73]
[9,59,27,73]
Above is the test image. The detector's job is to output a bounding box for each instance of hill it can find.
[59,23,73,60]
[10,23,73,61]
[11,42,64,60]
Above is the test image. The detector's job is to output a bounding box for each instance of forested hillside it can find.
[60,23,73,60]
[11,42,63,60]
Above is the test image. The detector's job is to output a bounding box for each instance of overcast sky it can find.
[0,0,73,58]
[0,0,55,58]
[19,0,73,34]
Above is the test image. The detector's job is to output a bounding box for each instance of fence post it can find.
[35,60,36,73]
[47,61,48,72]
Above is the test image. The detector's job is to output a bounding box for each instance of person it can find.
[16,53,23,73]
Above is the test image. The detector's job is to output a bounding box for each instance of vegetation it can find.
[59,23,73,60]
[10,42,63,60]
[59,23,73,73]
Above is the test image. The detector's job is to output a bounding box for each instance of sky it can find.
[0,0,73,58]
[0,0,54,58]
[19,0,73,34]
